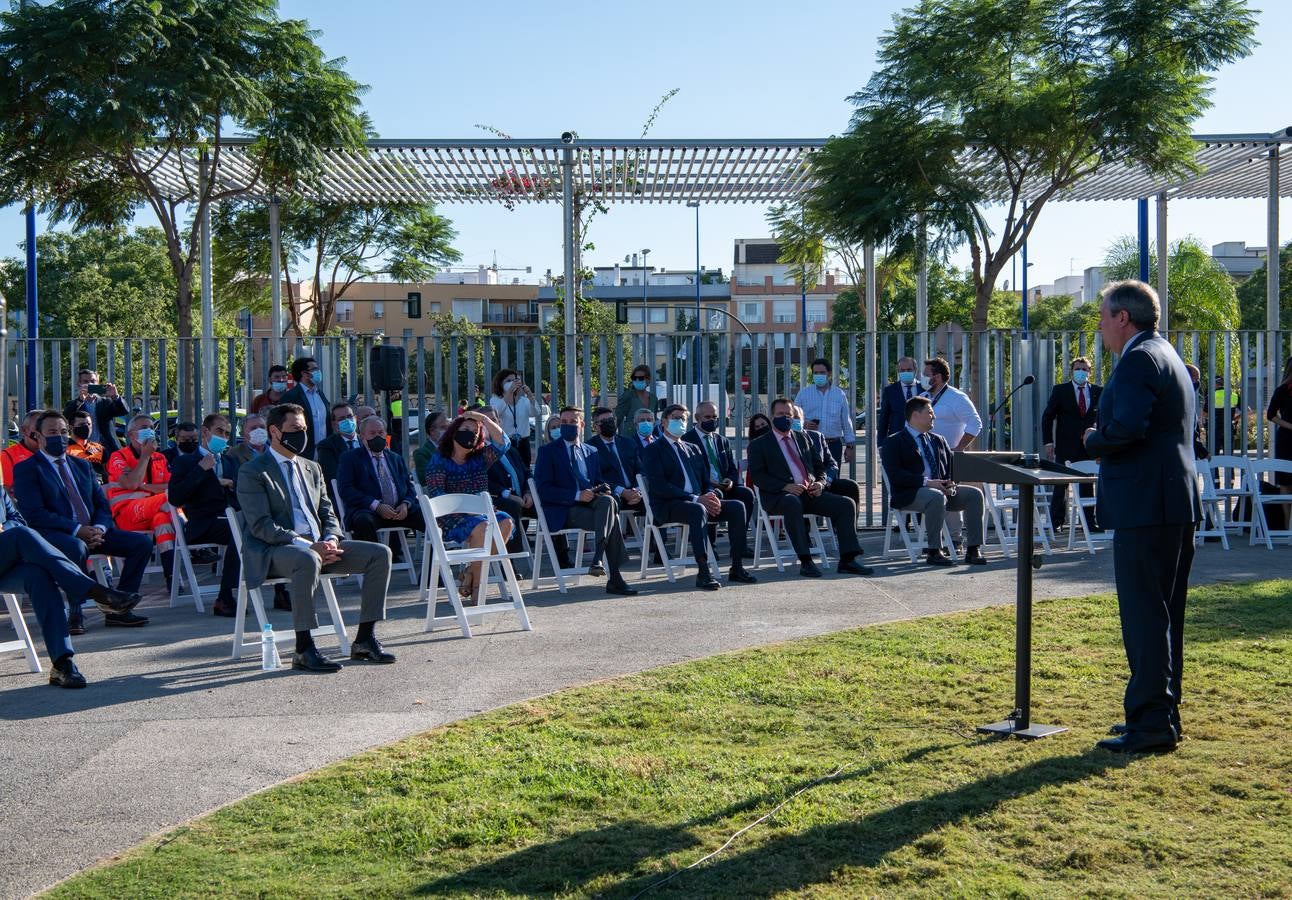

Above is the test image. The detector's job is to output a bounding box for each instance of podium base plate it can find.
[977,720,1067,740]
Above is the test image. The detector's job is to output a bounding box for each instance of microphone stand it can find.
[988,377,1035,451]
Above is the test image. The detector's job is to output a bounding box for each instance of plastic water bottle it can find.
[261,623,281,671]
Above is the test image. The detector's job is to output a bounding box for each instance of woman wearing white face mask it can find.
[489,368,535,468]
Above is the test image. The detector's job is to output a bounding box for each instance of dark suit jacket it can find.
[1041,381,1102,464]
[878,381,921,440]
[682,427,739,485]
[168,450,241,521]
[63,394,128,455]
[1084,332,1203,529]
[587,434,640,492]
[316,432,362,485]
[881,428,952,509]
[801,429,841,484]
[486,443,530,498]
[335,447,417,529]
[641,436,713,507]
[747,430,826,498]
[534,439,609,531]
[12,452,115,535]
[235,449,341,586]
[278,384,331,459]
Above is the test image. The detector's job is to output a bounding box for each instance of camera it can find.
[560,131,576,145]
[592,483,612,495]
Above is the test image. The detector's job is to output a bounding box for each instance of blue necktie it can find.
[918,433,939,479]
[569,445,590,489]
[605,440,629,487]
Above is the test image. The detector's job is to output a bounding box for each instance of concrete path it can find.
[0,537,1268,898]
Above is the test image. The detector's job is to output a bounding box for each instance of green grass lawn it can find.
[51,581,1291,899]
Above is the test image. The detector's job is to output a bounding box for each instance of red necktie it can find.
[781,434,809,486]
[1077,387,1087,417]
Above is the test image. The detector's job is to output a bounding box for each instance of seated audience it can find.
[0,489,142,688]
[316,402,362,486]
[236,403,394,671]
[798,405,862,511]
[228,414,270,465]
[413,411,449,484]
[631,408,659,451]
[684,400,755,546]
[13,410,152,632]
[337,415,426,543]
[2,411,41,487]
[748,398,872,578]
[67,409,106,477]
[587,406,643,512]
[642,404,757,590]
[534,406,637,596]
[162,421,200,466]
[424,410,515,599]
[106,415,177,587]
[250,364,290,415]
[167,413,242,616]
[880,396,988,567]
[479,408,535,539]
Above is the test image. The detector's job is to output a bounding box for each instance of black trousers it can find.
[185,516,243,604]
[708,483,753,550]
[349,506,426,544]
[1112,523,1195,734]
[826,477,861,510]
[762,490,860,559]
[1050,482,1096,530]
[659,496,748,570]
[565,494,625,571]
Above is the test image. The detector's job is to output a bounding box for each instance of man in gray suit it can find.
[236,403,395,672]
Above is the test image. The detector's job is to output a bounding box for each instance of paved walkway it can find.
[0,537,1268,898]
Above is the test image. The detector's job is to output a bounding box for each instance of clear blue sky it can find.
[3,0,1289,291]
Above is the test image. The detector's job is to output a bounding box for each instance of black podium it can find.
[953,451,1098,739]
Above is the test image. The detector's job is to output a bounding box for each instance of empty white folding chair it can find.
[1,593,42,673]
[980,485,1015,559]
[527,477,592,593]
[1193,459,1230,549]
[1245,459,1292,548]
[636,474,717,582]
[331,479,417,586]
[417,490,531,637]
[879,468,957,563]
[1063,460,1111,554]
[225,507,350,660]
[167,506,228,612]
[1209,455,1259,540]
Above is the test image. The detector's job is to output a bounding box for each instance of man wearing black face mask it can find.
[335,415,425,544]
[236,404,396,671]
[66,409,106,478]
[683,400,754,559]
[163,422,200,466]
[587,407,643,510]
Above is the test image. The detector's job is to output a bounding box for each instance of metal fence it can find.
[6,328,1285,527]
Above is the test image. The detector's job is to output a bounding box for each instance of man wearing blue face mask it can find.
[1041,356,1102,533]
[168,413,242,616]
[632,409,659,450]
[316,402,361,488]
[794,358,857,466]
[879,357,920,440]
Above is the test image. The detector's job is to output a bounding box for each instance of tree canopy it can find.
[1103,235,1239,332]
[1237,243,1292,331]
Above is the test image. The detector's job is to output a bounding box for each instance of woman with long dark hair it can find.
[424,410,515,597]
[614,364,658,435]
[1266,358,1292,486]
[742,413,773,486]
[489,368,536,467]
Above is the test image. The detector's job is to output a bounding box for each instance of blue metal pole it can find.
[1021,200,1029,335]
[1137,198,1150,282]
[24,205,38,410]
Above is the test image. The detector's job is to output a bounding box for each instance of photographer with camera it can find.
[63,368,129,455]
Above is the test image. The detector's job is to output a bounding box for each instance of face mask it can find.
[177,440,200,455]
[772,416,793,433]
[752,424,769,438]
[278,429,308,456]
[632,378,648,391]
[666,419,687,437]
[248,428,268,447]
[559,423,580,442]
[136,428,157,444]
[813,373,828,387]
[597,420,617,438]
[270,381,287,393]
[919,376,932,391]
[637,421,655,437]
[1072,370,1089,385]
[699,419,718,433]
[72,424,91,440]
[367,435,389,453]
[549,428,563,441]
[207,435,229,454]
[44,435,68,457]
[307,371,322,387]
[898,371,916,385]
[337,417,356,435]
[503,379,516,393]
[791,419,804,432]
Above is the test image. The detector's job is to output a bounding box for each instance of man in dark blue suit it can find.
[877,357,920,440]
[13,410,153,630]
[643,404,757,591]
[335,415,425,544]
[797,405,863,512]
[278,357,330,460]
[684,400,755,560]
[588,406,644,513]
[1084,281,1202,755]
[533,406,636,596]
[167,412,242,616]
[0,490,142,687]
[880,396,987,567]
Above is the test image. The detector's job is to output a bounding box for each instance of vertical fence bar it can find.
[157,340,169,436]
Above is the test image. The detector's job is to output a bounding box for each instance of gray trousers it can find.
[565,494,625,569]
[900,485,985,551]
[266,539,392,632]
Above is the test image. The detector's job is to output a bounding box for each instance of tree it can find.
[0,0,369,408]
[542,284,631,403]
[806,0,1256,392]
[1103,235,1239,331]
[1237,243,1292,331]
[214,198,462,336]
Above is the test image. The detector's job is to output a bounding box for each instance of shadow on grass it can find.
[1184,581,1292,643]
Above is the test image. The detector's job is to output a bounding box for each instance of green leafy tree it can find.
[1237,243,1292,330]
[1103,235,1239,331]
[805,0,1256,391]
[0,0,369,408]
[543,285,631,404]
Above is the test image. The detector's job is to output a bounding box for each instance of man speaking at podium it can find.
[1083,281,1201,754]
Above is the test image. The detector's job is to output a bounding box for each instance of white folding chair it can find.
[636,474,718,582]
[1063,460,1111,554]
[1245,459,1292,548]
[980,485,1015,559]
[1,593,42,673]
[750,485,831,570]
[331,479,418,586]
[167,506,227,612]
[879,468,957,563]
[1193,459,1230,549]
[417,490,531,637]
[226,507,350,660]
[1209,455,1259,540]
[527,477,592,593]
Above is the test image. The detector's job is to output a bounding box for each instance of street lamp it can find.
[687,200,702,395]
[625,248,651,360]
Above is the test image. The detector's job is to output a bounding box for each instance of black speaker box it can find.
[369,345,406,392]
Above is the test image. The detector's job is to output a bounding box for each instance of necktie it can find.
[1077,387,1087,417]
[918,433,939,478]
[499,452,522,494]
[705,434,722,478]
[605,442,629,487]
[375,454,397,506]
[569,445,590,489]
[56,458,92,525]
[215,454,224,481]
[781,434,809,486]
[283,460,321,540]
[672,441,695,493]
[905,385,913,400]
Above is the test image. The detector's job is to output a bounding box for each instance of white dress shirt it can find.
[268,446,329,544]
[925,383,982,449]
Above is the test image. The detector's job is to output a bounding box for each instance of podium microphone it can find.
[990,374,1035,418]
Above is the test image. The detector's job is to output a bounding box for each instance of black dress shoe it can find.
[87,584,142,614]
[49,658,86,689]
[291,647,342,672]
[104,611,149,627]
[799,560,823,578]
[1111,720,1183,738]
[1096,730,1177,754]
[727,567,758,584]
[925,549,955,567]
[964,547,987,566]
[68,619,87,636]
[588,562,606,577]
[350,637,396,664]
[837,559,873,576]
[606,576,638,596]
[695,572,722,591]
[211,600,238,618]
[741,547,755,560]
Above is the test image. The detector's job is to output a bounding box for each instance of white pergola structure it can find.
[138,130,1290,406]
